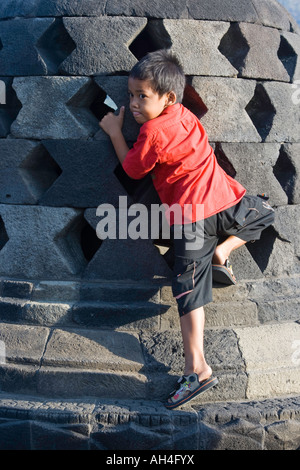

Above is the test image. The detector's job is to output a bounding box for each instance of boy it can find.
[99,49,275,409]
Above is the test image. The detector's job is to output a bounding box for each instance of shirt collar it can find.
[161,103,181,116]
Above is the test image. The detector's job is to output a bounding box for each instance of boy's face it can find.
[128,77,175,124]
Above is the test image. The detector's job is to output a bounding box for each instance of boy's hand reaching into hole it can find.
[99,106,125,138]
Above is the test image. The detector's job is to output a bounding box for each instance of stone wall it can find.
[0,0,299,284]
[0,0,300,451]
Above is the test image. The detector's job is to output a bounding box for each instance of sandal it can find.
[212,259,236,285]
[165,373,218,409]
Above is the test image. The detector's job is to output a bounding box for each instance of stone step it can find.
[0,391,300,450]
[1,276,300,330]
[0,321,300,403]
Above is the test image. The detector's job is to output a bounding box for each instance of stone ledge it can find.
[0,392,299,450]
[0,321,299,402]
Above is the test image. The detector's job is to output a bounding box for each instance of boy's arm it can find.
[99,106,129,164]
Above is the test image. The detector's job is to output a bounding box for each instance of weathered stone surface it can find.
[274,143,300,204]
[11,77,100,139]
[0,140,62,204]
[1,393,299,450]
[220,22,290,81]
[273,205,300,257]
[43,328,145,372]
[0,0,300,451]
[235,322,300,399]
[59,17,146,75]
[0,18,75,76]
[151,20,237,76]
[71,301,162,331]
[251,0,294,31]
[187,0,259,23]
[39,140,127,207]
[0,323,49,365]
[263,81,300,142]
[83,208,172,281]
[0,18,52,75]
[216,143,288,206]
[197,397,300,450]
[0,204,86,279]
[280,31,300,81]
[0,0,106,18]
[192,77,261,142]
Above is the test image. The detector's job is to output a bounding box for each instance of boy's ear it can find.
[167,91,177,105]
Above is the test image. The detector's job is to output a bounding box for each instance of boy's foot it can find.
[165,373,218,410]
[212,259,236,285]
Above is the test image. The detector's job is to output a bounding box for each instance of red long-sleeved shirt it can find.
[122,103,246,224]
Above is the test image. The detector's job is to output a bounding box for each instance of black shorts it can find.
[171,195,275,317]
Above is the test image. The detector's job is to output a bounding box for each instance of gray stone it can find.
[263,82,300,143]
[151,20,238,76]
[1,280,34,299]
[39,140,127,207]
[60,17,147,75]
[106,0,189,19]
[220,23,290,81]
[23,302,73,327]
[274,143,300,204]
[0,204,86,279]
[264,419,300,450]
[273,205,300,257]
[71,301,162,330]
[192,77,261,142]
[11,77,100,139]
[0,0,106,17]
[43,328,145,372]
[83,208,172,281]
[187,0,259,23]
[37,367,147,400]
[0,298,26,323]
[0,18,73,76]
[0,323,49,365]
[280,31,300,82]
[251,0,293,31]
[0,140,62,204]
[235,322,300,399]
[217,143,288,206]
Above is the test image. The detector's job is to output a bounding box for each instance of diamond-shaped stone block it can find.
[219,22,290,82]
[0,205,86,279]
[84,208,172,281]
[262,82,300,143]
[273,143,300,204]
[192,77,261,142]
[216,143,288,206]
[0,18,75,75]
[145,19,238,76]
[0,140,62,204]
[279,31,300,81]
[59,17,147,75]
[10,77,100,139]
[0,18,53,75]
[39,140,128,207]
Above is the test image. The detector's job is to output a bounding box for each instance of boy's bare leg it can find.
[212,235,246,265]
[180,307,212,380]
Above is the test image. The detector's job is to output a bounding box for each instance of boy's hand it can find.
[99,106,125,137]
[98,106,129,164]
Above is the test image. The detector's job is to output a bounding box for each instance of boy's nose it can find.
[130,96,139,109]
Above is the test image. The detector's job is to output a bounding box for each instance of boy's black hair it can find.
[129,49,186,103]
